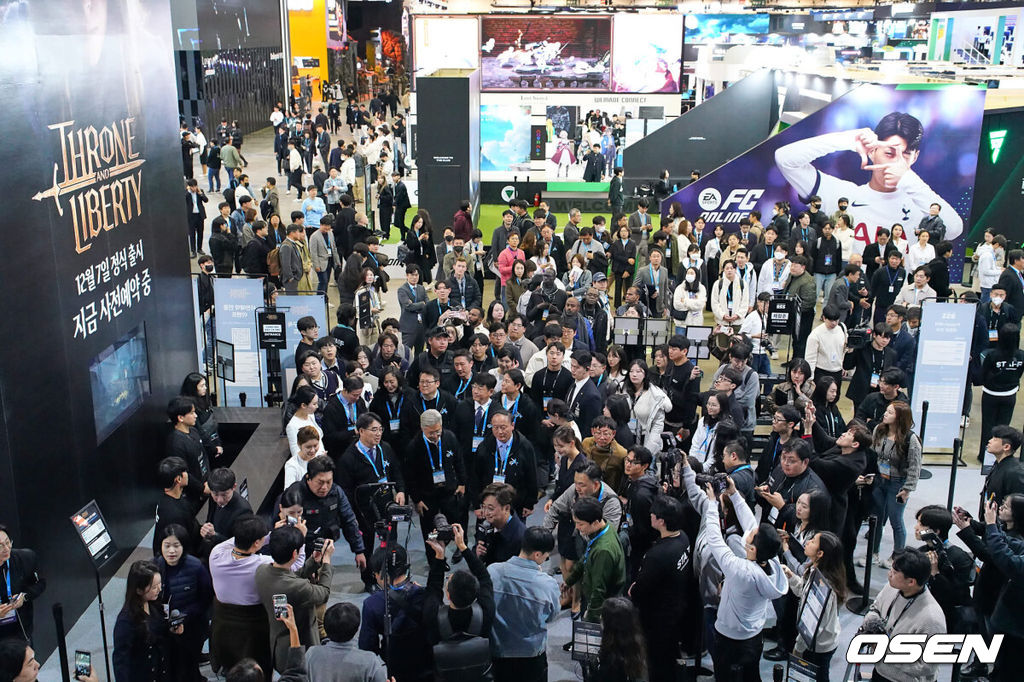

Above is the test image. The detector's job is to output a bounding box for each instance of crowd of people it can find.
[8,95,1024,682]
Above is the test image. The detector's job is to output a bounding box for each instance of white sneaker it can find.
[878,555,893,569]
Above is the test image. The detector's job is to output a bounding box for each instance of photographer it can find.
[843,323,895,405]
[912,505,973,632]
[982,496,1024,681]
[476,483,525,567]
[756,439,827,532]
[862,548,946,682]
[620,447,659,580]
[628,495,692,682]
[423,523,495,679]
[405,410,466,558]
[283,456,366,572]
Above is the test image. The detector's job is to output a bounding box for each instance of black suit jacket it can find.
[473,435,538,513]
[403,429,466,503]
[453,401,497,481]
[0,549,46,638]
[997,267,1024,312]
[185,190,208,220]
[398,389,457,443]
[321,394,368,461]
[394,182,411,210]
[568,380,603,434]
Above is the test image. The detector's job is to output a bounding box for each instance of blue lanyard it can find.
[2,562,9,600]
[455,378,469,398]
[357,441,383,479]
[495,436,514,475]
[702,424,716,454]
[731,464,752,474]
[596,484,605,502]
[887,267,899,287]
[407,284,417,302]
[475,403,491,435]
[341,396,357,423]
[502,394,521,422]
[421,394,436,413]
[422,435,442,471]
[648,264,656,285]
[386,395,403,420]
[583,525,610,563]
[595,374,604,387]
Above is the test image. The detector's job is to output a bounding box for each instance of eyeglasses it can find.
[362,426,384,433]
[772,416,787,423]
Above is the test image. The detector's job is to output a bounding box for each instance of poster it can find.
[546,105,578,140]
[611,14,682,93]
[481,104,531,172]
[277,294,328,371]
[479,16,611,91]
[213,278,264,406]
[912,301,975,452]
[326,0,346,50]
[663,84,986,279]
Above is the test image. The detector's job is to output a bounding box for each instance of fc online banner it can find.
[665,84,985,276]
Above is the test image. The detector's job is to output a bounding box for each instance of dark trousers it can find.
[813,368,842,388]
[771,592,799,651]
[379,208,393,238]
[187,214,204,254]
[800,648,836,682]
[288,170,303,197]
[395,207,409,238]
[645,629,681,682]
[793,309,814,359]
[493,654,547,682]
[979,391,1017,461]
[713,631,763,682]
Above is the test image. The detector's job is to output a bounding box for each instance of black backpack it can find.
[432,603,493,682]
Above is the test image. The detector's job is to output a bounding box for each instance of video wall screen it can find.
[611,14,682,93]
[89,323,151,445]
[196,0,282,50]
[480,16,611,91]
[684,13,770,45]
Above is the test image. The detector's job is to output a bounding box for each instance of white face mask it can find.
[991,296,1005,305]
[685,273,696,283]
[775,251,787,260]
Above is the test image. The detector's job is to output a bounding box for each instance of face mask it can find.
[454,246,463,253]
[775,251,787,260]
[204,264,214,272]
[991,296,1005,305]
[685,273,696,283]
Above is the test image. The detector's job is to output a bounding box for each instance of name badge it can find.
[824,255,832,266]
[377,476,388,484]
[543,396,552,410]
[870,372,880,388]
[888,285,895,294]
[472,436,484,452]
[432,470,446,485]
[493,474,506,484]
[347,424,355,431]
[326,246,333,257]
[389,419,400,432]
[989,328,999,342]
[878,460,891,477]
[767,507,779,524]
[628,418,638,432]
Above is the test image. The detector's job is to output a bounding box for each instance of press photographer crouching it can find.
[913,505,973,633]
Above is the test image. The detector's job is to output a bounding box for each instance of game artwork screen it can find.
[89,323,151,444]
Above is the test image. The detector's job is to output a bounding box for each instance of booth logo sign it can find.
[501,186,517,202]
[697,188,722,211]
[846,634,1003,665]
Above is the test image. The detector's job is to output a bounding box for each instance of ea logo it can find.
[501,186,517,203]
[698,188,721,211]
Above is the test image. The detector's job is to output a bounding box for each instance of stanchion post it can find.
[947,437,962,511]
[52,603,71,682]
[919,400,930,446]
[846,515,878,614]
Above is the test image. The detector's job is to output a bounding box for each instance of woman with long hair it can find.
[603,394,636,449]
[505,260,529,314]
[113,560,179,682]
[353,267,383,344]
[810,376,846,440]
[890,223,909,256]
[486,299,507,328]
[589,597,647,682]
[155,525,212,682]
[368,367,405,448]
[624,360,672,455]
[770,358,816,414]
[689,391,732,467]
[285,385,323,460]
[870,401,921,566]
[781,490,832,570]
[563,253,593,299]
[179,373,222,458]
[781,531,847,681]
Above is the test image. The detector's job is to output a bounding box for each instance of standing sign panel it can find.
[191,277,205,372]
[213,278,264,406]
[278,294,328,389]
[912,301,975,450]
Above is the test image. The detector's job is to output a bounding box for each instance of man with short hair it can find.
[282,456,366,566]
[829,264,862,325]
[567,351,602,433]
[309,215,340,296]
[185,178,208,258]
[405,409,466,554]
[871,249,907,324]
[280,224,305,294]
[982,424,1024,502]
[154,456,202,556]
[488,527,560,681]
[408,327,455,388]
[305,602,387,681]
[449,257,481,309]
[475,482,527,566]
[620,447,659,580]
[805,304,847,383]
[165,397,210,502]
[201,467,254,552]
[863,548,946,682]
[844,323,896,404]
[240,221,271,276]
[786,255,817,358]
[854,368,909,431]
[562,496,626,623]
[758,439,827,531]
[917,202,946,245]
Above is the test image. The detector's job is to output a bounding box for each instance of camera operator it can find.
[628,495,692,682]
[702,474,787,682]
[423,523,495,679]
[843,323,895,405]
[337,412,405,589]
[912,505,973,632]
[405,410,466,559]
[562,496,626,623]
[862,548,946,682]
[756,439,827,531]
[721,441,757,509]
[475,483,526,567]
[283,456,366,574]
[620,447,659,580]
[473,410,538,519]
[255,526,334,673]
[359,546,432,682]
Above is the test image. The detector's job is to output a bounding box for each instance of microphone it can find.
[168,608,185,628]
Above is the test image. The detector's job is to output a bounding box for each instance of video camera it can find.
[428,513,455,543]
[695,472,729,496]
[847,326,871,351]
[657,448,683,486]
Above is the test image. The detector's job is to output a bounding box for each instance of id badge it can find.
[432,470,446,485]
[389,418,400,432]
[878,460,891,477]
[888,285,895,294]
[542,310,549,321]
[377,476,388,484]
[824,255,832,266]
[347,424,355,431]
[326,246,333,257]
[989,328,999,342]
[493,474,506,484]
[472,436,484,452]
[767,507,779,524]
[628,418,638,432]
[870,372,880,388]
[543,396,552,410]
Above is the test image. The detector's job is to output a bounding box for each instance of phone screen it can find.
[272,594,288,618]
[75,651,91,677]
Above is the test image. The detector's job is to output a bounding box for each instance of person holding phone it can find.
[113,560,182,682]
[0,525,45,643]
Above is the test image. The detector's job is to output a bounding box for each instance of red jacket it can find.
[452,210,474,242]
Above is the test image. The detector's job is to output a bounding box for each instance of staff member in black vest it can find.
[0,526,45,642]
[283,456,365,566]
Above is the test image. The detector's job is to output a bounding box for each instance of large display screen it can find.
[196,0,283,50]
[480,16,611,91]
[89,323,151,444]
[481,104,532,172]
[611,14,682,93]
[413,16,479,86]
[684,14,770,44]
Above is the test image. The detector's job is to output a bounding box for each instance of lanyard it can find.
[422,435,442,471]
[596,484,605,502]
[385,395,403,420]
[502,394,521,422]
[342,396,357,424]
[543,369,558,395]
[357,441,383,479]
[421,395,437,413]
[1016,267,1024,290]
[595,374,604,387]
[475,403,491,435]
[731,464,752,474]
[455,377,469,399]
[825,408,836,437]
[884,591,922,632]
[887,267,899,288]
[495,436,514,475]
[1,562,9,601]
[407,284,417,303]
[583,525,610,563]
[702,424,717,454]
[648,264,656,286]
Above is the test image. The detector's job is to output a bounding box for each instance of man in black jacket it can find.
[201,467,253,554]
[473,411,538,518]
[408,327,456,387]
[914,505,973,631]
[405,410,467,554]
[185,179,208,257]
[423,523,495,651]
[567,351,603,434]
[621,446,659,580]
[0,527,46,642]
[853,368,908,431]
[661,335,700,437]
[862,227,899,280]
[996,248,1024,312]
[393,172,411,239]
[165,397,210,502]
[928,241,953,299]
[869,250,906,325]
[843,323,896,404]
[400,367,458,442]
[240,221,271,275]
[629,495,691,682]
[982,425,1024,504]
[154,456,202,556]
[757,439,826,531]
[284,456,365,565]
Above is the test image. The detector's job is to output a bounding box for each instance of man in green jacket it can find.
[220,142,243,188]
[562,496,625,622]
[786,254,817,358]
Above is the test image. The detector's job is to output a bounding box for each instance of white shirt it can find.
[284,456,310,488]
[805,323,847,374]
[568,378,590,407]
[739,308,766,354]
[905,242,935,274]
[285,414,325,459]
[978,246,1003,288]
[774,131,964,245]
[270,110,284,127]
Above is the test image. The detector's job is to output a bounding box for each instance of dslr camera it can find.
[657,448,684,486]
[695,472,729,495]
[386,502,415,524]
[847,326,871,351]
[428,513,455,543]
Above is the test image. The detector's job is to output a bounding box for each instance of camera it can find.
[428,513,455,543]
[695,472,729,495]
[657,448,683,486]
[168,608,186,629]
[313,537,327,554]
[386,502,415,524]
[847,326,871,351]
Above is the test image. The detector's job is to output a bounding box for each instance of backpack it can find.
[267,247,281,277]
[432,603,493,682]
[259,197,273,220]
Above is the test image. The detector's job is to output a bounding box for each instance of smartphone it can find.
[272,594,288,619]
[74,651,91,678]
[286,516,298,526]
[863,474,876,483]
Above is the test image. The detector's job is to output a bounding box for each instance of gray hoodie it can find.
[705,490,788,640]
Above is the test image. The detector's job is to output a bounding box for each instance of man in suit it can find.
[400,367,458,442]
[320,377,368,459]
[828,264,860,325]
[608,166,624,216]
[454,373,498,472]
[567,351,602,433]
[392,171,411,239]
[996,248,1024,312]
[0,526,45,642]
[627,197,652,243]
[582,143,605,182]
[917,203,946,245]
[316,124,331,171]
[397,265,429,354]
[185,179,208,258]
[473,410,538,518]
[308,216,340,296]
[254,525,333,673]
[862,227,899,280]
[279,224,305,294]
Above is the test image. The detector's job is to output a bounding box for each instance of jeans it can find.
[981,287,991,306]
[751,352,771,375]
[872,474,907,555]
[315,265,334,296]
[207,166,221,192]
[814,272,836,303]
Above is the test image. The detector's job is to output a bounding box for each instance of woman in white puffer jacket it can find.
[623,360,672,455]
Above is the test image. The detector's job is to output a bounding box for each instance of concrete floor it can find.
[37,125,1021,682]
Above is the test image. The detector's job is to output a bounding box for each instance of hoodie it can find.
[705,490,788,640]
